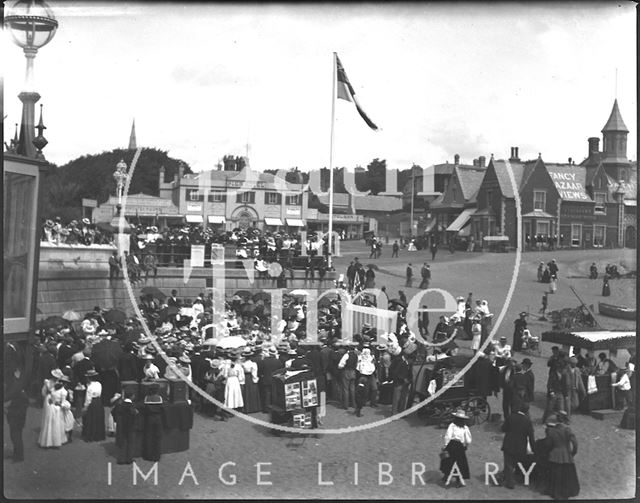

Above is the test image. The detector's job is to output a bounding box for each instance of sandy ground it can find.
[4,245,636,499]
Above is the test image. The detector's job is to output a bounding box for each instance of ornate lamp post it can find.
[113,159,129,215]
[3,0,57,378]
[4,0,58,158]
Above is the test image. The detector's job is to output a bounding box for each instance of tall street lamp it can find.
[4,0,58,158]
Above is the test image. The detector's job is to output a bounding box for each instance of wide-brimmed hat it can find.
[150,226,158,233]
[179,355,191,364]
[45,219,54,228]
[85,369,99,377]
[267,347,278,356]
[51,369,64,379]
[452,410,469,420]
[82,218,90,225]
[59,374,70,383]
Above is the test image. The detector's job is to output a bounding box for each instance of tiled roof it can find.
[601,99,629,133]
[545,163,591,202]
[490,159,528,198]
[456,166,486,200]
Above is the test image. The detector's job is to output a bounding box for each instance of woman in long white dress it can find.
[224,357,244,412]
[59,375,76,443]
[38,369,68,448]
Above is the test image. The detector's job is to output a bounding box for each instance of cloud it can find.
[171,64,257,88]
[427,122,490,161]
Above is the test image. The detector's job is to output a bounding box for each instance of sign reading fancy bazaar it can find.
[548,171,590,201]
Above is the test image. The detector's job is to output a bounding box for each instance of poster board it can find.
[191,244,205,267]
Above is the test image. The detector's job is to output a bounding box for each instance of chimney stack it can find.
[568,157,572,164]
[473,158,478,167]
[454,154,460,165]
[478,156,486,168]
[159,165,165,185]
[509,146,520,162]
[588,137,600,158]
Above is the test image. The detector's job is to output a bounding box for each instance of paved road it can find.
[4,246,635,499]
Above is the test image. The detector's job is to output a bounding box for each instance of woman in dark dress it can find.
[240,350,262,414]
[439,410,472,486]
[111,389,139,464]
[142,383,165,462]
[82,370,106,442]
[544,411,580,499]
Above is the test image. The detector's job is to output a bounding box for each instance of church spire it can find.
[128,119,137,150]
[601,100,628,163]
[601,99,628,133]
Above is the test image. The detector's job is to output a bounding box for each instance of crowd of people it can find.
[42,217,114,246]
[4,259,634,497]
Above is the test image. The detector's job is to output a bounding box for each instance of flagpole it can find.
[328,52,337,269]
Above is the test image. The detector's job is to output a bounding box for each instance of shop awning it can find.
[446,208,475,232]
[522,211,555,218]
[264,218,283,226]
[286,218,305,227]
[185,214,203,223]
[208,215,226,224]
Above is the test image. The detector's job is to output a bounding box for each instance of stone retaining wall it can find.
[36,245,336,318]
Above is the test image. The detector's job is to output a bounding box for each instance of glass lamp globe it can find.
[4,0,58,52]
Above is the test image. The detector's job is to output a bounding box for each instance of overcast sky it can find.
[2,2,636,173]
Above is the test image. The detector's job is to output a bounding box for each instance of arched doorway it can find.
[230,206,259,230]
[625,226,636,248]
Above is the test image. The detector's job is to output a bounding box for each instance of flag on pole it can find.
[335,53,379,131]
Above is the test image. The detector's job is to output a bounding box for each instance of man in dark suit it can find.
[167,289,179,307]
[118,343,139,382]
[258,347,284,413]
[389,353,411,414]
[499,359,516,420]
[4,368,29,462]
[521,358,535,404]
[501,402,535,489]
[57,334,75,369]
[470,352,499,399]
[405,263,413,288]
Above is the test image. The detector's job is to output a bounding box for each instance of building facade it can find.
[470,100,636,250]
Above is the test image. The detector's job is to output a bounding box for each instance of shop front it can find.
[307,212,364,239]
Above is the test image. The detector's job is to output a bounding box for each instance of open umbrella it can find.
[159,305,179,317]
[389,298,407,309]
[253,291,271,303]
[216,335,247,349]
[104,309,127,324]
[37,315,68,329]
[141,286,166,300]
[366,264,380,271]
[233,290,252,299]
[289,289,309,297]
[62,310,82,321]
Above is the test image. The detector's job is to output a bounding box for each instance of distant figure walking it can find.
[430,241,438,261]
[392,241,399,258]
[602,276,611,297]
[406,264,413,288]
[419,263,431,289]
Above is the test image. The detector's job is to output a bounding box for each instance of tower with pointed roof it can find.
[601,99,628,163]
[128,119,137,150]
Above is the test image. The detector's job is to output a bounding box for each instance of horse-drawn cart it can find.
[412,359,491,427]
